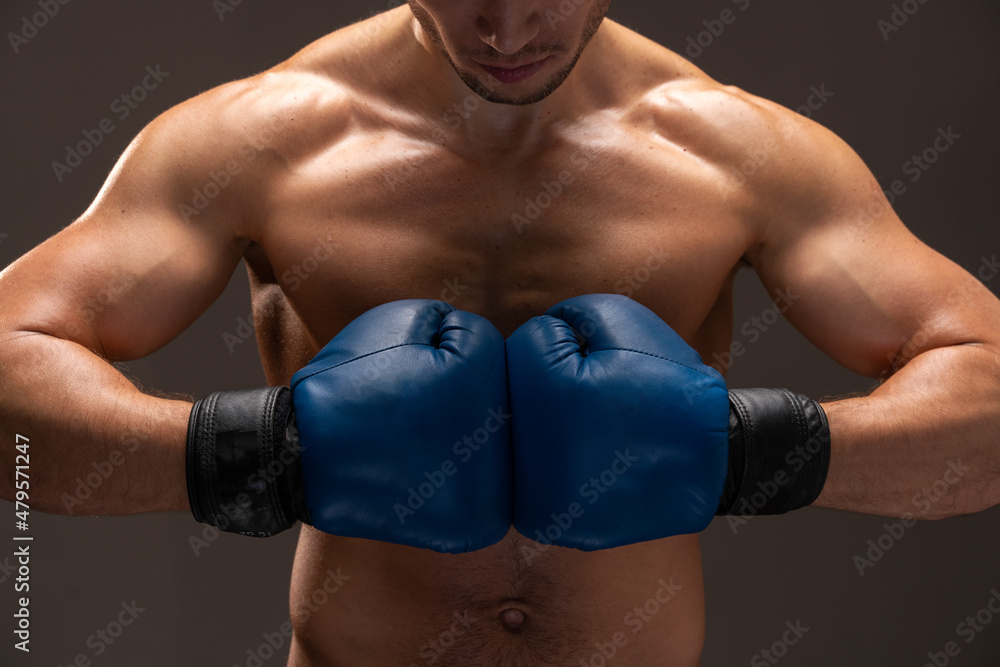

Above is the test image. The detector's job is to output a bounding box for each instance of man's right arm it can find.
[0,82,262,516]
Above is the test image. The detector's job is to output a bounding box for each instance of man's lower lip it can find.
[477,57,550,84]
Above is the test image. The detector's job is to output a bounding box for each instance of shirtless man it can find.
[2,2,999,665]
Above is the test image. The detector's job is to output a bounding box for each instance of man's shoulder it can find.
[626,61,816,165]
[613,39,876,241]
[160,7,402,151]
[622,52,853,194]
[597,23,826,165]
[143,60,356,185]
[182,10,408,151]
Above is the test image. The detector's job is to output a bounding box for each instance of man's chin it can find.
[457,70,565,106]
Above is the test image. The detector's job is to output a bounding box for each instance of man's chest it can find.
[247,137,753,344]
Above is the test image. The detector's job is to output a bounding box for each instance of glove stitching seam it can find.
[727,392,752,512]
[598,346,723,380]
[204,392,220,526]
[261,388,282,531]
[782,389,807,514]
[291,342,437,385]
[730,391,755,510]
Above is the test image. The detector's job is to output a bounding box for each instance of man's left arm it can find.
[745,105,1000,520]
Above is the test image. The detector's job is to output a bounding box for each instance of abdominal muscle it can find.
[287,526,705,667]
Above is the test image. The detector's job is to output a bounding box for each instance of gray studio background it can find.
[1,0,998,665]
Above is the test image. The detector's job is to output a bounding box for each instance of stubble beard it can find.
[408,1,611,106]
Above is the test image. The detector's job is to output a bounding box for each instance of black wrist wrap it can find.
[186,387,308,536]
[716,388,831,516]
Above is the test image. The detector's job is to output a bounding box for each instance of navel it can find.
[500,606,527,631]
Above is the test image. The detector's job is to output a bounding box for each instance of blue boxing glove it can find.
[507,294,830,551]
[187,300,512,554]
[507,294,729,549]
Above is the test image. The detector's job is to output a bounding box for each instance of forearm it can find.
[0,332,192,515]
[816,343,1000,519]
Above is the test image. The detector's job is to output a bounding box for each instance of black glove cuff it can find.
[716,388,831,516]
[186,386,308,536]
